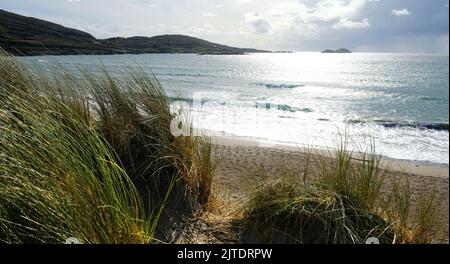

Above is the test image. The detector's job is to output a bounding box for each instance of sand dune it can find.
[210,135,449,243]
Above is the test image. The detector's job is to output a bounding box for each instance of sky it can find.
[0,0,448,52]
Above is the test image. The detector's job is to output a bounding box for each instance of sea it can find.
[19,52,449,165]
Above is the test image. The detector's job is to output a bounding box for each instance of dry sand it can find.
[209,135,449,243]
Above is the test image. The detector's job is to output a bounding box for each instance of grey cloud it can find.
[245,13,272,34]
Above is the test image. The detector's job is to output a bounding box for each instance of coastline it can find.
[208,133,449,178]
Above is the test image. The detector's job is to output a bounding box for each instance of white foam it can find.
[185,100,449,164]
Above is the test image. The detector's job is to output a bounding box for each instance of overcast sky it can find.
[1,0,448,52]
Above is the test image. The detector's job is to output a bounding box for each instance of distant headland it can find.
[321,48,352,53]
[0,9,270,56]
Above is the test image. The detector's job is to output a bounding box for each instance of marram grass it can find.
[243,135,441,244]
[0,81,152,243]
[0,51,215,243]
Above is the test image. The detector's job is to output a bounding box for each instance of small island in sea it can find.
[321,48,352,53]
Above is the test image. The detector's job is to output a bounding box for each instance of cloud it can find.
[310,0,367,22]
[202,13,216,17]
[391,8,411,16]
[187,25,219,36]
[0,0,447,52]
[354,34,449,53]
[236,0,252,4]
[333,18,370,29]
[244,12,272,34]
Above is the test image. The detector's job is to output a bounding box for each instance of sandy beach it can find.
[209,135,449,243]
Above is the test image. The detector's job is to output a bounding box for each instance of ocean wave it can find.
[278,104,312,113]
[418,96,448,102]
[162,72,213,78]
[255,82,305,89]
[168,96,194,104]
[255,102,312,113]
[347,119,449,131]
[278,115,297,119]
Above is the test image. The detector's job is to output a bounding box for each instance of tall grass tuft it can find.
[243,179,394,244]
[317,136,386,211]
[80,68,214,217]
[0,51,215,243]
[383,178,441,243]
[0,68,152,243]
[243,133,440,244]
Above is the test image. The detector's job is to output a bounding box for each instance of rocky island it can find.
[0,9,269,56]
[321,48,352,53]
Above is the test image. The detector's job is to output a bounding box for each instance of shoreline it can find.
[208,133,449,178]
